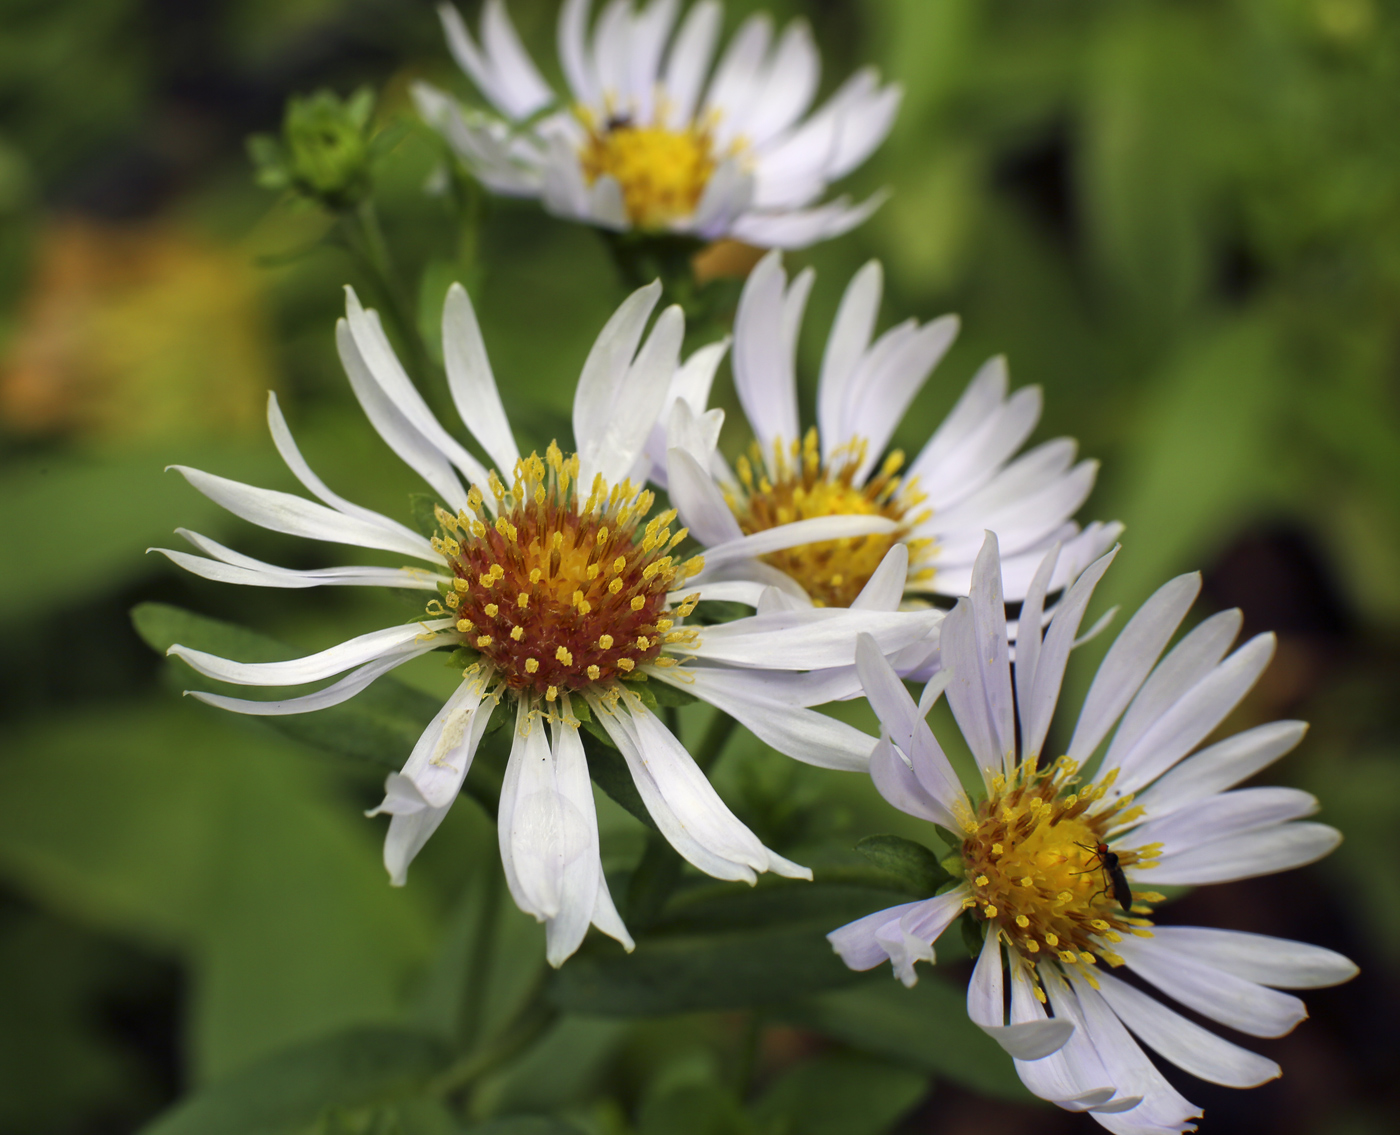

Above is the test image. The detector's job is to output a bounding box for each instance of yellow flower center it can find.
[960,758,1164,989]
[578,110,722,229]
[425,443,702,701]
[724,429,933,608]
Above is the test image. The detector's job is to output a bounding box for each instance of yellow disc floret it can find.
[961,757,1162,983]
[578,108,736,229]
[724,428,933,607]
[425,443,701,698]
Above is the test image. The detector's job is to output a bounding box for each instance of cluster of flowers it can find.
[160,3,1356,1131]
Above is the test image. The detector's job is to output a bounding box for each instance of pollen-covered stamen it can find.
[723,428,933,608]
[960,757,1162,985]
[426,443,703,698]
[577,105,742,230]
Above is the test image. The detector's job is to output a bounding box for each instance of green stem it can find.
[733,1011,763,1098]
[693,709,739,773]
[429,983,558,1101]
[340,199,437,383]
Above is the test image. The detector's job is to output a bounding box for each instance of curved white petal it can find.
[1147,821,1341,886]
[1134,720,1309,821]
[732,251,799,451]
[968,930,1073,1059]
[694,513,900,576]
[691,607,937,670]
[1142,927,1357,990]
[442,282,519,474]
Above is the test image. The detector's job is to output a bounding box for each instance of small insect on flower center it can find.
[425,443,702,699]
[960,758,1163,980]
[578,108,734,229]
[724,429,933,608]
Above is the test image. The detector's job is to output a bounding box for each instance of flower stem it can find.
[429,980,558,1102]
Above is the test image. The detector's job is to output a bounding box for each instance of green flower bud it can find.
[248,88,376,211]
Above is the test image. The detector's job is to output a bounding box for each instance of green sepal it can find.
[447,646,479,671]
[853,835,952,897]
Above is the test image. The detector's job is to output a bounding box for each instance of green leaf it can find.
[637,1084,752,1135]
[640,680,698,708]
[579,728,657,832]
[853,835,951,898]
[777,976,1032,1102]
[131,602,442,768]
[751,1052,929,1135]
[409,493,445,539]
[140,1027,449,1135]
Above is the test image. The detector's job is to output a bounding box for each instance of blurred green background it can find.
[0,0,1396,1132]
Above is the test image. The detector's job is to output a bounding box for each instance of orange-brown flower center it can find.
[425,444,701,701]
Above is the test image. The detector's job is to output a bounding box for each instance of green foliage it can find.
[852,835,951,897]
[749,1053,929,1135]
[140,1027,450,1135]
[250,88,378,212]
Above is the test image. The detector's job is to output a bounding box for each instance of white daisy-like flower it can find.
[659,252,1123,630]
[412,0,900,248]
[154,280,932,966]
[828,533,1356,1131]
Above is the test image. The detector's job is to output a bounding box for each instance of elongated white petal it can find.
[592,304,685,487]
[818,260,882,458]
[1134,720,1308,821]
[666,444,743,547]
[1147,821,1341,885]
[590,692,810,882]
[172,465,439,563]
[1021,546,1117,760]
[849,543,908,611]
[573,281,665,488]
[342,292,487,492]
[1013,967,1130,1113]
[1115,935,1307,1038]
[695,514,900,576]
[558,0,598,104]
[1065,972,1203,1135]
[1067,573,1202,764]
[398,678,499,808]
[157,530,446,591]
[662,0,721,126]
[1093,969,1280,1088]
[1111,633,1277,795]
[968,931,1073,1059]
[732,251,799,451]
[940,535,1013,778]
[1102,609,1243,776]
[665,666,874,771]
[1127,786,1319,858]
[827,900,923,972]
[189,640,439,716]
[169,619,451,687]
[442,282,519,474]
[691,607,937,670]
[1012,543,1058,741]
[1143,926,1357,990]
[381,798,454,887]
[856,634,963,824]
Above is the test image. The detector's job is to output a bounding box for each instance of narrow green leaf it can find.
[853,835,951,897]
[140,1027,450,1135]
[131,602,441,767]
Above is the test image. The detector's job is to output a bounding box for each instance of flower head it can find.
[414,0,900,248]
[660,252,1122,632]
[155,280,932,966]
[829,533,1356,1130]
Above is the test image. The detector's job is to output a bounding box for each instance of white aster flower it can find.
[155,280,931,967]
[659,252,1122,633]
[413,0,900,248]
[828,533,1356,1131]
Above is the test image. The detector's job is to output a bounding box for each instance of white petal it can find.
[694,513,901,577]
[335,319,474,513]
[1134,720,1308,821]
[169,620,451,687]
[968,931,1073,1059]
[1012,543,1059,745]
[171,465,439,563]
[855,634,963,824]
[850,543,908,611]
[742,18,820,145]
[691,607,938,670]
[397,677,499,808]
[828,901,923,972]
[1013,968,1127,1113]
[818,260,882,459]
[558,0,598,105]
[1101,609,1243,779]
[1115,935,1308,1038]
[153,547,443,592]
[940,535,1013,777]
[728,192,887,250]
[1092,969,1280,1088]
[1127,786,1319,858]
[190,639,439,716]
[1111,633,1277,795]
[663,666,874,772]
[702,12,773,145]
[1066,573,1203,765]
[732,251,799,451]
[573,281,665,488]
[661,0,721,127]
[1021,546,1117,760]
[381,799,454,886]
[1148,821,1341,886]
[342,291,487,492]
[1142,926,1358,990]
[442,282,519,474]
[589,304,685,487]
